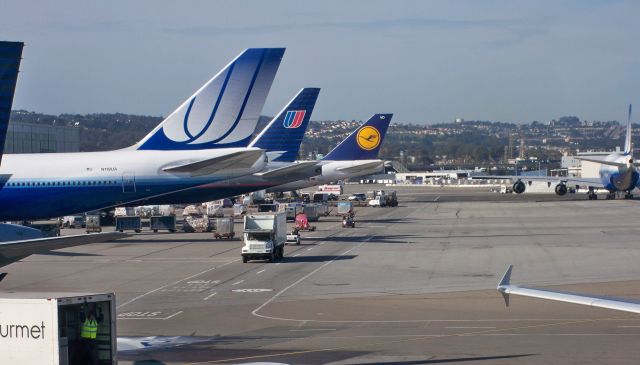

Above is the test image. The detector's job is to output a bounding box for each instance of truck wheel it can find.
[242,256,248,263]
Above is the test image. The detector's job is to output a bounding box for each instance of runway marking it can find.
[117,259,239,308]
[203,292,217,301]
[289,328,336,332]
[118,310,183,320]
[256,269,266,274]
[252,235,372,322]
[183,314,635,365]
[231,280,245,286]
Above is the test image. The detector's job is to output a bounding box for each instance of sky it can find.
[1,0,639,124]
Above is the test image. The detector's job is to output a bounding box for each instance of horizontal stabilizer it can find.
[497,265,640,314]
[336,160,383,175]
[575,156,628,168]
[254,161,320,180]
[0,231,127,270]
[163,149,264,176]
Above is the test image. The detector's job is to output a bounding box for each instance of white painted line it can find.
[433,195,441,202]
[289,328,337,332]
[117,259,238,308]
[256,269,266,275]
[276,263,281,265]
[204,292,217,301]
[367,225,386,228]
[252,235,372,322]
[231,280,245,286]
[293,253,301,257]
[307,248,313,251]
[163,311,184,320]
[618,326,640,328]
[446,326,496,329]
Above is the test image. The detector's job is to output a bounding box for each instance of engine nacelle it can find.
[555,183,568,196]
[512,180,526,194]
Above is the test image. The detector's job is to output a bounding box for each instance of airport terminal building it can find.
[3,121,80,153]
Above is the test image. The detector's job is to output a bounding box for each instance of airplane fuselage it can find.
[0,148,265,220]
[268,159,383,192]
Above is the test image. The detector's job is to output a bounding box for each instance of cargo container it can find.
[150,215,176,232]
[115,216,141,233]
[85,215,102,233]
[214,217,235,239]
[336,202,353,215]
[303,204,321,222]
[241,213,286,263]
[285,203,304,221]
[0,292,117,365]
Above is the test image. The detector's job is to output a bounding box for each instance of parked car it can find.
[348,193,367,202]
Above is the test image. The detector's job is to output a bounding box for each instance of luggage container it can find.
[214,217,235,239]
[303,204,321,222]
[115,216,141,233]
[336,202,353,216]
[150,215,176,232]
[233,204,247,218]
[285,203,303,222]
[0,292,117,365]
[85,215,102,233]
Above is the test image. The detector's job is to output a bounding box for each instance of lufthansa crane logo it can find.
[356,126,381,150]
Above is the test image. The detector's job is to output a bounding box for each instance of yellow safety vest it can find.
[80,318,98,339]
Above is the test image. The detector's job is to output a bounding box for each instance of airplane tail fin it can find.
[249,88,320,162]
[0,41,23,166]
[135,48,285,151]
[624,104,632,155]
[323,114,392,161]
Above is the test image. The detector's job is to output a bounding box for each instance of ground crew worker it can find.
[80,307,102,365]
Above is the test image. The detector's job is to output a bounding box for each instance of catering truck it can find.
[241,213,286,263]
[0,292,117,365]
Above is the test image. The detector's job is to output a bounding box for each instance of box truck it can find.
[241,213,286,263]
[0,292,117,365]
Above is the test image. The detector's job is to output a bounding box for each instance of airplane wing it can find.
[336,161,383,175]
[497,265,640,314]
[0,232,128,277]
[253,161,320,180]
[472,175,606,189]
[163,150,264,177]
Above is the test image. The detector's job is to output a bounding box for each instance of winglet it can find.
[497,265,513,307]
[625,104,633,155]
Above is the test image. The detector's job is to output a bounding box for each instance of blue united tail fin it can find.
[624,104,632,155]
[135,48,285,150]
[0,41,23,166]
[249,88,320,162]
[323,114,392,161]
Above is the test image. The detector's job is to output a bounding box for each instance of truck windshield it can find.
[245,232,271,241]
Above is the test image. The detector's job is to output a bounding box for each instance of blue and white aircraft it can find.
[496,106,638,200]
[268,113,393,192]
[134,87,322,205]
[0,47,286,221]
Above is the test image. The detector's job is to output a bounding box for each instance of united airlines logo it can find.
[356,126,381,151]
[283,110,306,129]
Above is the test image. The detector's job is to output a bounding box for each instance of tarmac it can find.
[2,185,640,364]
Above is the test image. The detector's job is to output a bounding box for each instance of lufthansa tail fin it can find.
[323,114,392,161]
[0,41,23,166]
[135,48,285,151]
[624,104,632,155]
[249,88,320,162]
